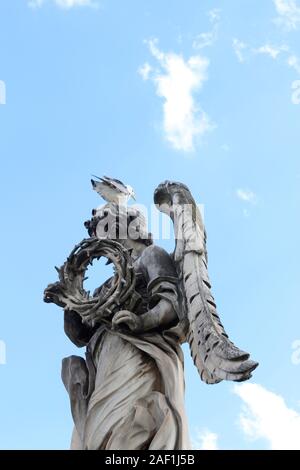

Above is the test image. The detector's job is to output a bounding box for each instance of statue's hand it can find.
[112,310,143,333]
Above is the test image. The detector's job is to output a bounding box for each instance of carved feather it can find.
[154,181,258,384]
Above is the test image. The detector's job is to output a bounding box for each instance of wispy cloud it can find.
[28,0,97,9]
[232,34,300,106]
[287,54,300,74]
[234,383,300,450]
[291,339,300,365]
[193,8,221,50]
[254,44,289,59]
[273,0,300,31]
[193,31,217,50]
[192,429,219,450]
[231,32,300,109]
[0,80,6,105]
[234,40,288,63]
[232,39,248,63]
[292,79,300,103]
[138,62,152,81]
[208,8,221,24]
[139,39,214,152]
[0,340,6,365]
[236,189,257,204]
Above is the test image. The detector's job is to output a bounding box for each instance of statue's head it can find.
[84,203,153,248]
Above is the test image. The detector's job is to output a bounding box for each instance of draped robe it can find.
[62,245,190,450]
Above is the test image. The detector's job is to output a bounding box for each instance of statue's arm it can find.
[143,245,181,329]
[112,297,177,333]
[112,245,180,333]
[140,298,178,331]
[64,310,96,347]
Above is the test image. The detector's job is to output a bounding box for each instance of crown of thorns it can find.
[44,238,137,327]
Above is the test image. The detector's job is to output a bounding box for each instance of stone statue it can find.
[44,179,258,450]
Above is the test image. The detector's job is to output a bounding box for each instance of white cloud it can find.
[138,62,152,81]
[254,44,289,59]
[232,39,248,63]
[193,8,221,50]
[28,0,97,8]
[233,39,289,63]
[208,8,221,24]
[0,340,6,365]
[192,429,219,450]
[273,0,300,30]
[287,54,300,74]
[193,31,217,50]
[292,79,300,103]
[236,189,257,204]
[291,339,300,365]
[234,383,300,450]
[140,39,213,152]
[0,80,6,105]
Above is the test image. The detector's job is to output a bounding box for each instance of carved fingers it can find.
[112,310,143,333]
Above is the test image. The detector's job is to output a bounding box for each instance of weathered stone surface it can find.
[44,179,258,450]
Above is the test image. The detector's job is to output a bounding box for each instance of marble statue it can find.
[44,179,258,450]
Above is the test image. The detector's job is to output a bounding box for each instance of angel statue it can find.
[44,178,258,450]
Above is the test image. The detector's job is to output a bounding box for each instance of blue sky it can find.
[0,0,300,450]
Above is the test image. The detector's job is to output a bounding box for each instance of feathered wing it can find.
[154,181,258,384]
[91,181,116,202]
[91,176,130,203]
[102,176,128,193]
[101,176,129,195]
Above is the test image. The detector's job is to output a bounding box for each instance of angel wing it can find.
[154,181,258,384]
